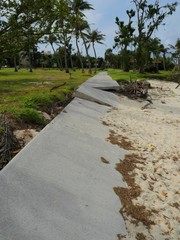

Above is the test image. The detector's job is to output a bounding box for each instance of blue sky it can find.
[84,0,180,57]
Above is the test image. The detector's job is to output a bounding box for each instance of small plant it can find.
[15,108,46,125]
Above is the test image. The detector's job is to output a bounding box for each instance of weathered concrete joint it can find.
[75,72,120,107]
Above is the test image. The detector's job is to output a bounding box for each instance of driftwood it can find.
[175,83,180,89]
[50,82,66,92]
[116,80,153,110]
[0,115,20,170]
[117,80,151,99]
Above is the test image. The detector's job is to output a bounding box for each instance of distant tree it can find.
[171,38,180,69]
[132,0,178,73]
[114,9,135,72]
[70,0,94,74]
[105,48,121,68]
[44,34,63,70]
[87,29,105,73]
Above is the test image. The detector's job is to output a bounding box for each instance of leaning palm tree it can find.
[70,0,94,74]
[78,20,92,74]
[87,29,105,73]
[71,0,94,16]
[71,19,85,73]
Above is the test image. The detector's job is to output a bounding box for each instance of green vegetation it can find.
[108,68,173,82]
[0,0,105,74]
[113,0,178,73]
[0,68,93,125]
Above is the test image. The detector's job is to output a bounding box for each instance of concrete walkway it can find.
[0,72,126,240]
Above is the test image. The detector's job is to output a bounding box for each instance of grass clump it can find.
[14,108,46,125]
[23,92,64,109]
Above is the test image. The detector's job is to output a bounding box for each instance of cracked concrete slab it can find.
[75,72,120,107]
[75,84,120,107]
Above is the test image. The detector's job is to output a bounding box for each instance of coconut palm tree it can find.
[87,29,105,73]
[70,0,94,73]
[71,0,94,16]
[78,20,92,74]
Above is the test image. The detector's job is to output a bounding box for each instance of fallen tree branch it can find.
[117,80,151,99]
[50,82,66,92]
[175,83,180,89]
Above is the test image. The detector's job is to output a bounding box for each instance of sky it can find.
[83,0,180,57]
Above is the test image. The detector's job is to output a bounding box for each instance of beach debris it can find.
[0,114,20,170]
[175,82,180,89]
[101,157,110,164]
[117,80,151,99]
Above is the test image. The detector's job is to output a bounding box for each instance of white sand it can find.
[103,80,180,240]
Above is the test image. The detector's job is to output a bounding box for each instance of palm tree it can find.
[71,0,94,16]
[78,20,92,74]
[87,29,105,73]
[70,0,94,74]
[44,34,63,70]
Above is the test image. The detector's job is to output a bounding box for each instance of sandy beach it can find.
[103,80,180,240]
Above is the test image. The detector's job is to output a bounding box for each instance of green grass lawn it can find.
[0,68,94,126]
[107,68,173,82]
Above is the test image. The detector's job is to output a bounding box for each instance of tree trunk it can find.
[163,52,166,71]
[50,43,63,70]
[14,55,18,72]
[92,43,97,73]
[29,50,33,72]
[75,36,84,73]
[64,44,69,73]
[69,52,75,71]
[82,35,91,74]
[123,46,130,72]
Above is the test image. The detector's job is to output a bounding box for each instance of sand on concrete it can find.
[103,80,180,240]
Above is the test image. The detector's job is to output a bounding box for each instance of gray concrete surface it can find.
[83,72,120,90]
[75,84,120,107]
[0,73,126,240]
[75,72,120,107]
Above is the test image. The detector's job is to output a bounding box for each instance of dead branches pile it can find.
[0,115,20,170]
[117,80,151,99]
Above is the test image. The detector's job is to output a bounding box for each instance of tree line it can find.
[0,0,105,73]
[107,0,179,73]
[0,0,179,74]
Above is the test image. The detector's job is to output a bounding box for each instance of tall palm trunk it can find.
[75,36,84,73]
[63,34,69,73]
[92,42,97,73]
[50,42,63,70]
[163,52,166,71]
[81,34,91,74]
